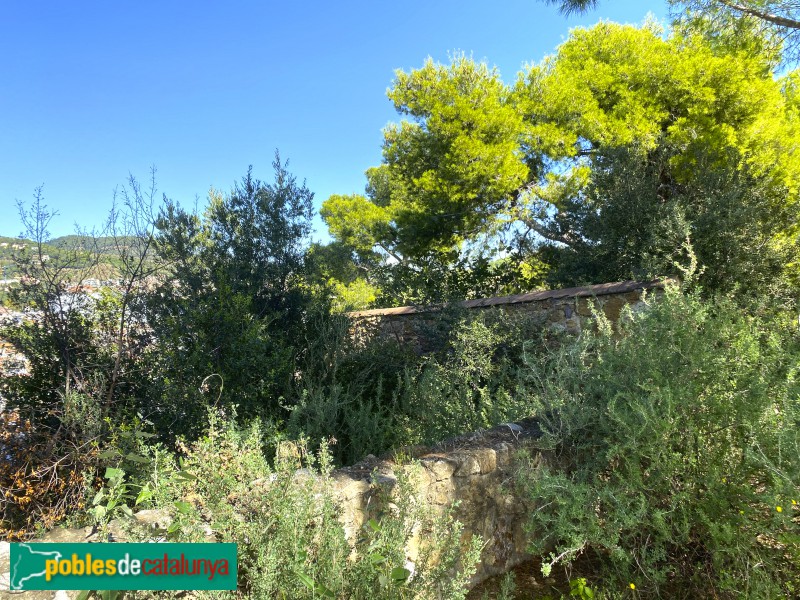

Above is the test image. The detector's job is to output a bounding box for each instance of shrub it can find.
[516,287,800,597]
[290,308,543,465]
[126,415,482,599]
[0,410,95,540]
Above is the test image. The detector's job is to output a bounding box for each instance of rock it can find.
[132,508,172,531]
[472,448,497,474]
[0,541,9,593]
[37,527,94,543]
[292,468,318,484]
[601,295,628,322]
[425,480,456,505]
[454,455,481,477]
[576,297,594,317]
[421,457,456,481]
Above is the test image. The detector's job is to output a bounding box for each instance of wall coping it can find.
[348,279,668,318]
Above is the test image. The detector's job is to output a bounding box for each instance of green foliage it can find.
[128,417,482,599]
[89,467,136,528]
[322,21,800,305]
[544,0,800,64]
[306,241,380,312]
[323,56,527,260]
[143,155,315,439]
[568,577,595,599]
[516,288,800,597]
[289,308,544,465]
[523,21,800,297]
[320,54,545,306]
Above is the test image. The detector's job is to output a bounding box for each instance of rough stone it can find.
[454,455,482,477]
[601,295,628,322]
[472,448,497,474]
[576,297,594,317]
[421,456,457,481]
[328,420,544,587]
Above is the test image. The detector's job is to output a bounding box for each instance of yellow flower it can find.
[739,510,744,515]
[792,500,797,506]
[721,477,727,483]
[776,506,783,513]
[629,583,636,590]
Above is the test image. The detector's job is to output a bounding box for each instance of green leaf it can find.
[98,450,120,459]
[367,519,381,532]
[135,485,153,506]
[167,521,182,534]
[173,501,193,515]
[75,591,92,600]
[104,467,124,480]
[370,553,386,565]
[174,470,198,481]
[391,566,410,583]
[125,453,150,464]
[296,572,315,590]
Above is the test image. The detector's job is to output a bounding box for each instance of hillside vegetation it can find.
[0,235,142,281]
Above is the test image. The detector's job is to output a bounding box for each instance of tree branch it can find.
[717,0,800,29]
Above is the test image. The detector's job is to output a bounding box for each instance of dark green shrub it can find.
[289,308,544,465]
[517,287,800,597]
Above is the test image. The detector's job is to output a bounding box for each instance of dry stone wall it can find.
[332,418,546,586]
[348,279,666,351]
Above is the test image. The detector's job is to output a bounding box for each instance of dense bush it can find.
[516,286,800,597]
[288,307,544,465]
[109,416,482,599]
[141,156,315,440]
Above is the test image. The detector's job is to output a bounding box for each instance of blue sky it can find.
[1,1,666,240]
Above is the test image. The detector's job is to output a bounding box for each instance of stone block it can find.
[601,295,628,322]
[576,297,594,317]
[454,454,482,477]
[421,456,457,481]
[472,448,497,474]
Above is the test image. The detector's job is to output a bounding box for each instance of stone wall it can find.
[348,280,666,351]
[332,418,545,587]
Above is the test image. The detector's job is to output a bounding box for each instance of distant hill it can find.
[0,234,145,280]
[0,236,52,279]
[49,235,134,256]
